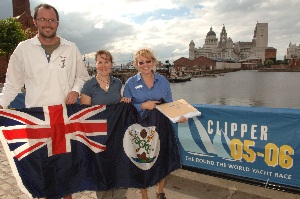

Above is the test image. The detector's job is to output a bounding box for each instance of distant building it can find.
[214,58,241,70]
[265,47,277,64]
[285,42,300,68]
[189,22,276,69]
[13,0,37,38]
[288,59,300,68]
[173,56,241,71]
[174,56,216,70]
[286,42,300,60]
[189,26,235,60]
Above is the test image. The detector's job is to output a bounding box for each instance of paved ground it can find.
[1,143,300,199]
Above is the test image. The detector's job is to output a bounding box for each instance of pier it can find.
[111,69,137,83]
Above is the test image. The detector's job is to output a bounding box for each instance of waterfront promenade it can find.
[1,143,299,199]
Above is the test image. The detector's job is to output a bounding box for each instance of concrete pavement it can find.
[1,143,300,199]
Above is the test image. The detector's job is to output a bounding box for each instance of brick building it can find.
[0,0,37,82]
[288,59,300,69]
[13,0,37,39]
[173,56,216,70]
[265,47,277,62]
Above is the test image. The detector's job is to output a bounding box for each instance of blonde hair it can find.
[134,48,158,67]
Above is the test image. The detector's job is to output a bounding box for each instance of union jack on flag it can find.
[0,104,107,160]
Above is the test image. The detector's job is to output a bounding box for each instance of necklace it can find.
[96,75,110,91]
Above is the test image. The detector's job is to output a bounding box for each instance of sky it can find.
[0,0,299,66]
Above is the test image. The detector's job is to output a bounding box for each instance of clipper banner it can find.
[0,103,180,198]
[177,104,300,188]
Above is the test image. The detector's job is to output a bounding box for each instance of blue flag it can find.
[0,103,181,198]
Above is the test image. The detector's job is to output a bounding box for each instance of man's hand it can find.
[65,91,79,105]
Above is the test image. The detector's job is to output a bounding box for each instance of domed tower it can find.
[203,27,218,49]
[13,0,31,17]
[207,28,215,36]
[189,40,196,60]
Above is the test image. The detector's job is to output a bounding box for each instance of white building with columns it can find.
[286,43,300,59]
[189,22,269,63]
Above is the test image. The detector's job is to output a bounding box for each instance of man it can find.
[0,3,90,199]
[0,3,89,109]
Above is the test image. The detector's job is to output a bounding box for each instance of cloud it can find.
[1,0,299,64]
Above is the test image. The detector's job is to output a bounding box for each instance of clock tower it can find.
[12,0,37,38]
[218,25,227,49]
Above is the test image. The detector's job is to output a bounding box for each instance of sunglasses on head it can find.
[138,60,152,65]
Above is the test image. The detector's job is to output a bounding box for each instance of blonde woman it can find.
[123,48,186,199]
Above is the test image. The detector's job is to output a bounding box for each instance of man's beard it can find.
[39,28,56,39]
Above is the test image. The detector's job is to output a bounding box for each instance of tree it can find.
[0,18,27,69]
[264,59,274,68]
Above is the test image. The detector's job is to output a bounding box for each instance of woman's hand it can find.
[142,100,160,110]
[178,116,188,123]
[65,91,79,105]
[121,97,131,103]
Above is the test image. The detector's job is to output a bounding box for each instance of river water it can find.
[1,70,299,109]
[170,70,300,109]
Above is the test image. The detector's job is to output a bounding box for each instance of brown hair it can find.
[95,50,113,63]
[34,4,59,21]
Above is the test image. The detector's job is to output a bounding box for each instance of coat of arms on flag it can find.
[123,124,160,170]
[0,103,181,198]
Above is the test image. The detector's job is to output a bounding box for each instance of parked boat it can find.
[203,74,217,78]
[156,66,192,83]
[191,74,217,78]
[168,73,192,83]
